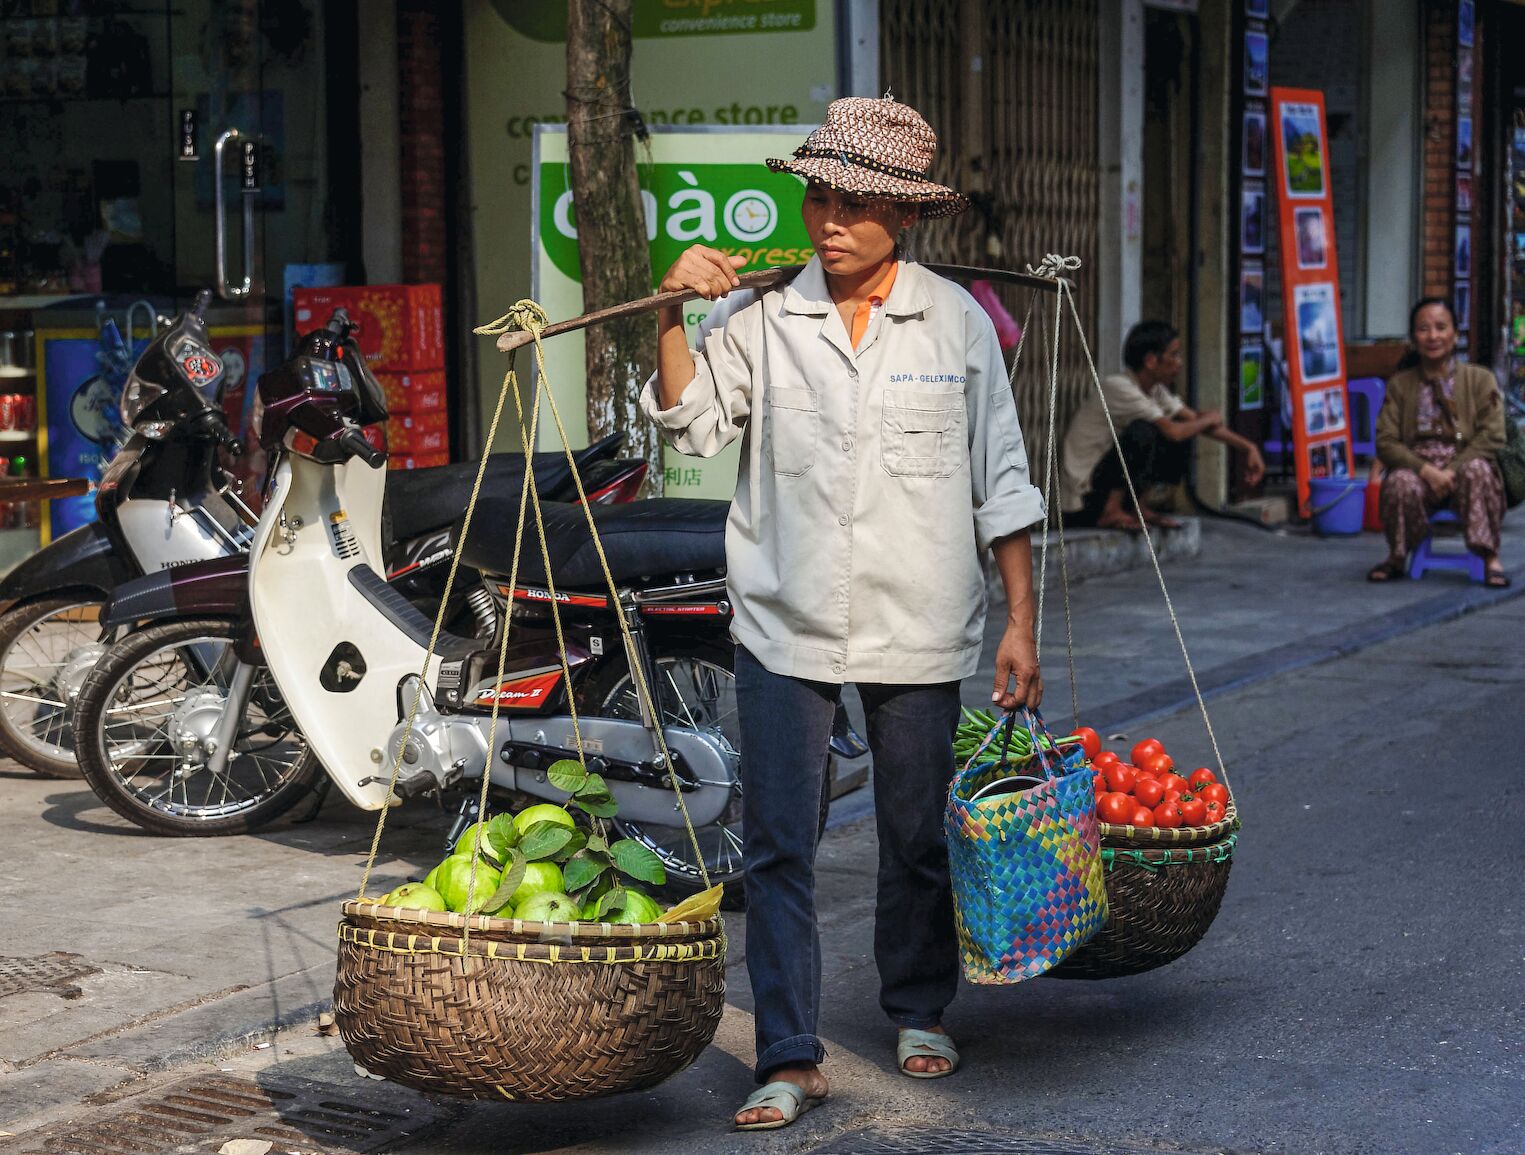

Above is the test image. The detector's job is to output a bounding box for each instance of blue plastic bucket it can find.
[1308,476,1365,535]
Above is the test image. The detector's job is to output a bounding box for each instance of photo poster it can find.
[1269,88,1352,512]
[533,125,815,498]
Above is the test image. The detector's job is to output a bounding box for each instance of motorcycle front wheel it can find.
[74,617,321,836]
[581,640,831,899]
[0,594,112,778]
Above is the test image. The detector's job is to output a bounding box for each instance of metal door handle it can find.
[213,128,254,300]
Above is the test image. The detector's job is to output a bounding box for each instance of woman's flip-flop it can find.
[1486,568,1511,589]
[734,1080,825,1131]
[897,1028,960,1079]
[1367,559,1406,582]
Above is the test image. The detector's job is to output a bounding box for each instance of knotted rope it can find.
[358,298,711,935]
[1007,255,1230,798]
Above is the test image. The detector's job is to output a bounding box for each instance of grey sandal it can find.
[897,1028,960,1079]
[734,1079,825,1131]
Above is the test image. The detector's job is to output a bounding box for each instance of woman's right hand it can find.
[1420,462,1454,499]
[660,245,745,300]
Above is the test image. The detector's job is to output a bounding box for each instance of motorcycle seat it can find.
[384,454,573,543]
[455,497,729,587]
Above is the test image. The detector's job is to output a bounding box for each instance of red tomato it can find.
[1163,788,1183,803]
[1139,751,1176,776]
[1201,799,1226,823]
[1098,793,1135,824]
[1103,765,1137,793]
[1131,738,1165,766]
[1129,806,1156,828]
[1200,783,1229,806]
[1159,773,1190,795]
[1092,751,1120,769]
[1092,771,1106,795]
[1069,727,1102,760]
[1179,795,1207,825]
[1152,800,1184,828]
[1188,767,1218,788]
[1131,778,1164,807]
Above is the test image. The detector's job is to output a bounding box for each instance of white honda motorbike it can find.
[247,316,770,890]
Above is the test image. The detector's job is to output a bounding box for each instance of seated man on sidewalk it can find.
[1060,320,1266,530]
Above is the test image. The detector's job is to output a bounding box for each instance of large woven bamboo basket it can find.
[334,901,726,1101]
[1044,834,1236,980]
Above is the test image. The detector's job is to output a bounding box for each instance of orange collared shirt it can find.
[849,261,899,350]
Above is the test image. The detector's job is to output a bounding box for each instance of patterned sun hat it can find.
[766,96,968,218]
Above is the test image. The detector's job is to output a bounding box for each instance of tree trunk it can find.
[566,0,662,492]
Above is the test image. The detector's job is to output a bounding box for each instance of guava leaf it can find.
[519,821,576,861]
[562,851,609,894]
[595,886,630,918]
[585,834,608,854]
[552,829,588,862]
[485,813,519,856]
[574,772,611,799]
[547,759,588,793]
[481,849,526,915]
[573,794,619,819]
[571,773,617,818]
[610,839,667,885]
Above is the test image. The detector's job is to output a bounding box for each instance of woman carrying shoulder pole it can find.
[640,97,1047,1131]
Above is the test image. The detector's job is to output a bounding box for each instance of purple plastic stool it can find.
[1408,510,1486,582]
[1346,377,1385,458]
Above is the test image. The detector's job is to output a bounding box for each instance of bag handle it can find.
[971,707,1062,782]
[1017,707,1065,781]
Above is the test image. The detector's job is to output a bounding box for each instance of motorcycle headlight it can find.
[120,370,165,428]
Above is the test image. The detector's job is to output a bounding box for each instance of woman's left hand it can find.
[992,622,1043,710]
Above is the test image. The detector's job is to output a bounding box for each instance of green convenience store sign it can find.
[495,0,815,40]
[532,126,813,498]
[537,162,812,289]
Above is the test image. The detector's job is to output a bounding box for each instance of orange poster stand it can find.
[1268,88,1355,515]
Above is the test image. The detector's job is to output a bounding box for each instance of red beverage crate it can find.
[293,284,444,371]
[387,451,451,471]
[388,410,449,455]
[379,370,448,416]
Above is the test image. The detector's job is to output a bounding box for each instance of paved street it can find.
[2,518,1521,1155]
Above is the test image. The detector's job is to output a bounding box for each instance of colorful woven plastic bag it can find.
[944,709,1108,984]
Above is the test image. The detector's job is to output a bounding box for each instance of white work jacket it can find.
[639,257,1045,684]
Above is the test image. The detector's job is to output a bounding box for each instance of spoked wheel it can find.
[74,617,321,835]
[0,595,112,778]
[584,642,748,894]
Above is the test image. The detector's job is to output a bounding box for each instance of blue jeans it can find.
[734,646,962,1081]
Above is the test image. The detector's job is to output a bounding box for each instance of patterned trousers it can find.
[1379,441,1504,558]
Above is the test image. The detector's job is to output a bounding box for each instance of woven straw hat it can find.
[766,96,968,218]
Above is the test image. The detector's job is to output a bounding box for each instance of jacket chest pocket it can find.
[766,386,818,477]
[881,389,965,478]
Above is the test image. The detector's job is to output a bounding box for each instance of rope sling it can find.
[355,301,711,942]
[1010,254,1231,805]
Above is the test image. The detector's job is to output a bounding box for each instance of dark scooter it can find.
[68,313,646,835]
[0,294,642,779]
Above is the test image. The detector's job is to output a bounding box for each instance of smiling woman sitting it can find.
[1369,297,1509,587]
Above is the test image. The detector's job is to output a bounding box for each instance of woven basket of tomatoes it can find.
[1045,728,1240,980]
[1085,735,1238,849]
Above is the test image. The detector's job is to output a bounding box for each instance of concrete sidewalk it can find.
[2,508,1520,1147]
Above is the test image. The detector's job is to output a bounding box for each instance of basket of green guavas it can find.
[334,760,725,1102]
